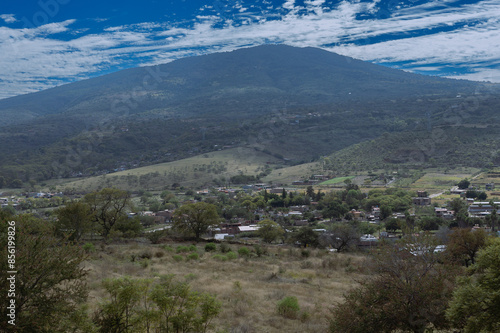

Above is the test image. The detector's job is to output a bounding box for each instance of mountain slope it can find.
[0,44,480,124]
[0,44,498,186]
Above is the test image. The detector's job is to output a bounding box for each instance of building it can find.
[468,202,500,217]
[413,191,431,206]
[485,183,495,191]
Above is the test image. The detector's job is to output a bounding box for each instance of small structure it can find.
[413,191,431,206]
[485,183,495,191]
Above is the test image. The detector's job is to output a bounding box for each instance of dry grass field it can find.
[85,241,369,333]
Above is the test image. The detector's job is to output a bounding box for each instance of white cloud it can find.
[0,14,17,23]
[1,0,500,99]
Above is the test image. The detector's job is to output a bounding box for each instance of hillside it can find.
[0,44,499,187]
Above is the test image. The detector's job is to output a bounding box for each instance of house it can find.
[350,209,362,220]
[485,183,495,191]
[154,210,174,224]
[220,223,242,235]
[413,191,431,206]
[435,208,454,219]
[468,202,500,217]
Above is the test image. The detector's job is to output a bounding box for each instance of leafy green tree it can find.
[84,188,131,240]
[150,275,221,333]
[55,201,93,241]
[385,218,400,232]
[257,219,284,243]
[457,179,470,189]
[94,277,147,333]
[321,200,348,220]
[447,239,500,332]
[172,202,219,240]
[292,227,320,248]
[379,205,392,221]
[0,214,89,332]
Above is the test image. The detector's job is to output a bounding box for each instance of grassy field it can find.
[319,176,355,186]
[56,148,285,192]
[262,162,320,185]
[47,148,327,192]
[85,241,367,333]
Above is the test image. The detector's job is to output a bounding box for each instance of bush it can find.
[301,249,310,258]
[139,251,152,260]
[238,246,251,257]
[162,245,174,252]
[226,251,238,260]
[187,252,199,260]
[220,243,232,253]
[82,242,96,253]
[176,245,190,253]
[205,242,217,252]
[277,296,300,319]
[213,254,228,261]
[188,244,197,252]
[172,254,183,262]
[253,244,266,257]
[140,259,150,268]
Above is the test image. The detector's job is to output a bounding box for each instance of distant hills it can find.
[0,44,499,187]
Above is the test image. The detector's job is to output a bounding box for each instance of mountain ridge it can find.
[0,44,498,186]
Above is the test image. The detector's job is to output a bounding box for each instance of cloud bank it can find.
[0,0,499,99]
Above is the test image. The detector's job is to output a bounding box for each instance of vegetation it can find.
[172,202,220,240]
[0,214,88,332]
[447,239,500,332]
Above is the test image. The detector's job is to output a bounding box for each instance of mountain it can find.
[0,44,498,187]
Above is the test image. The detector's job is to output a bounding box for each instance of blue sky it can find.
[0,0,499,99]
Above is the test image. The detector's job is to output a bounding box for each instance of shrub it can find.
[213,254,228,261]
[172,254,183,262]
[162,245,174,252]
[140,259,150,268]
[155,251,164,258]
[82,242,96,253]
[226,251,238,260]
[277,296,300,319]
[176,245,190,253]
[205,242,217,252]
[253,244,266,257]
[301,249,310,258]
[188,244,197,252]
[219,243,232,253]
[238,246,251,257]
[139,251,152,260]
[187,252,199,260]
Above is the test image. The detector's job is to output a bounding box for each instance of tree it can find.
[0,214,88,332]
[150,275,221,333]
[457,178,470,190]
[379,205,392,221]
[447,239,500,332]
[322,200,348,220]
[385,218,400,232]
[55,201,93,242]
[293,227,320,248]
[321,223,359,252]
[257,219,284,243]
[446,228,487,267]
[172,202,219,240]
[330,238,461,333]
[84,188,131,240]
